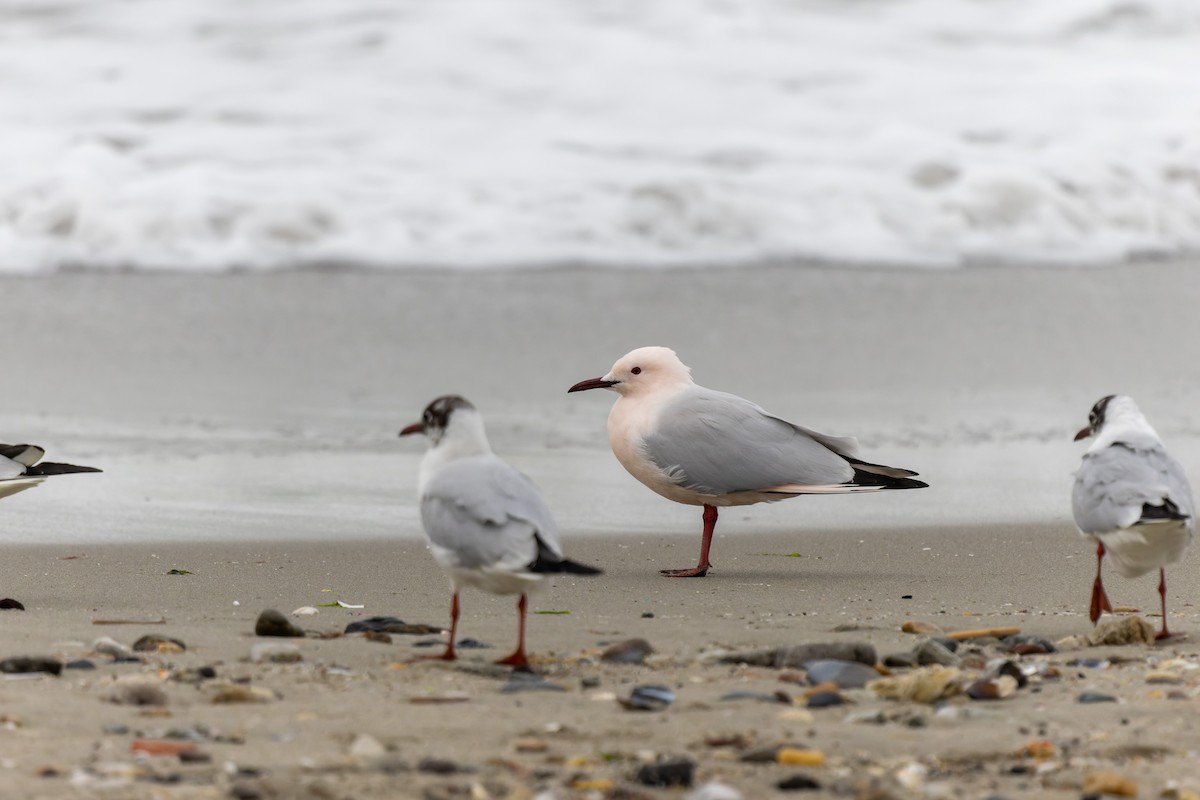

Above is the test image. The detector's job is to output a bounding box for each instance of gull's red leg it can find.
[1089,541,1113,624]
[418,590,459,661]
[496,594,530,668]
[661,504,717,578]
[1155,568,1173,640]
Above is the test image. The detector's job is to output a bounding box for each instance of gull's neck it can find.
[1090,401,1160,453]
[418,412,493,494]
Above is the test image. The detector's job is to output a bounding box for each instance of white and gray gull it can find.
[400,395,601,668]
[1072,395,1194,639]
[0,443,100,501]
[568,346,927,577]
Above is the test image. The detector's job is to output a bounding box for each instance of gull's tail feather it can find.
[0,477,45,500]
[848,467,928,490]
[1139,499,1189,524]
[24,462,102,476]
[846,456,921,480]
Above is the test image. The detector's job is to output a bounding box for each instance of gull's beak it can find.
[399,422,424,437]
[1073,426,1092,442]
[568,377,618,393]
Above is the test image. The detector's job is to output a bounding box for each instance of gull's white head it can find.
[568,346,693,398]
[399,395,491,454]
[1074,394,1155,446]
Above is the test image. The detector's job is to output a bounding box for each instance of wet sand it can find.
[0,263,1199,797]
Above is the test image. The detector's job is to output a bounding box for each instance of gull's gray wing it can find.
[1072,438,1195,534]
[0,444,44,467]
[642,387,856,495]
[420,455,562,572]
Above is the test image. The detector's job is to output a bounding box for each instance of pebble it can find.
[1077,692,1118,704]
[964,675,1017,700]
[883,653,918,668]
[913,640,960,667]
[869,666,963,704]
[132,635,186,654]
[993,660,1028,688]
[254,609,306,638]
[103,724,130,735]
[130,739,197,758]
[805,691,847,708]
[601,638,655,664]
[513,737,548,753]
[802,659,879,689]
[721,641,877,669]
[344,616,441,635]
[0,598,25,611]
[93,637,135,659]
[417,756,468,775]
[348,733,387,758]
[1082,771,1137,797]
[292,606,320,616]
[636,757,695,788]
[65,659,96,670]
[1146,670,1185,685]
[619,685,674,711]
[250,643,303,664]
[641,611,655,619]
[778,774,822,791]
[104,680,168,707]
[685,782,744,800]
[720,690,790,704]
[1002,634,1056,653]
[901,620,943,635]
[0,657,62,676]
[776,748,825,766]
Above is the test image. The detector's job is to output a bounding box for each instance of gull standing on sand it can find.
[568,346,928,577]
[0,443,100,500]
[400,396,601,668]
[1072,395,1194,639]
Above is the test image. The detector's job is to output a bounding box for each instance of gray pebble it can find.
[801,659,879,689]
[1078,692,1118,704]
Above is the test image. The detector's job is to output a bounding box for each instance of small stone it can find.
[802,660,879,689]
[1088,616,1156,646]
[103,724,130,735]
[514,737,548,753]
[776,748,825,766]
[720,642,877,669]
[990,660,1028,689]
[930,637,959,653]
[1146,670,1185,685]
[92,637,135,659]
[1081,771,1137,797]
[778,774,822,791]
[0,599,25,611]
[254,610,306,638]
[641,611,655,619]
[1017,739,1055,759]
[1002,634,1056,653]
[883,653,918,668]
[131,739,197,757]
[417,757,467,775]
[0,657,62,676]
[292,606,320,616]
[601,638,655,664]
[720,690,789,704]
[964,675,1017,700]
[210,685,275,704]
[65,659,96,670]
[901,620,943,635]
[1078,692,1118,704]
[778,670,808,685]
[685,782,743,800]
[363,630,392,644]
[619,685,674,711]
[348,734,387,758]
[805,691,846,708]
[636,757,694,788]
[250,643,303,664]
[344,616,441,635]
[500,673,567,694]
[913,640,960,667]
[1054,634,1092,650]
[104,681,168,706]
[132,635,186,654]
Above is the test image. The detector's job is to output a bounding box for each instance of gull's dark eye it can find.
[631,366,642,375]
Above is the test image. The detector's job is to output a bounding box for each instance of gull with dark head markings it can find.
[400,395,601,668]
[568,346,928,577]
[0,443,100,501]
[1072,395,1194,639]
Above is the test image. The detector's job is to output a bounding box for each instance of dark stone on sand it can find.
[883,653,918,668]
[1003,634,1056,654]
[636,757,694,788]
[720,690,790,704]
[806,691,847,708]
[254,609,305,638]
[344,616,442,635]
[229,785,263,800]
[619,685,674,711]
[778,774,822,791]
[413,637,491,649]
[721,642,877,669]
[641,611,655,618]
[65,659,96,670]
[930,636,959,653]
[802,659,879,689]
[133,634,187,652]
[601,637,655,664]
[995,660,1028,688]
[1078,692,1118,704]
[417,756,469,775]
[0,598,25,611]
[741,746,787,763]
[0,656,62,675]
[913,640,960,666]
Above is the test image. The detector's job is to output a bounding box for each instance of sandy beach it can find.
[2,263,1200,798]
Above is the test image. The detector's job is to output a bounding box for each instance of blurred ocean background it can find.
[3,0,1200,273]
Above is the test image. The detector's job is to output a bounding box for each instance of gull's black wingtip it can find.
[528,555,603,576]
